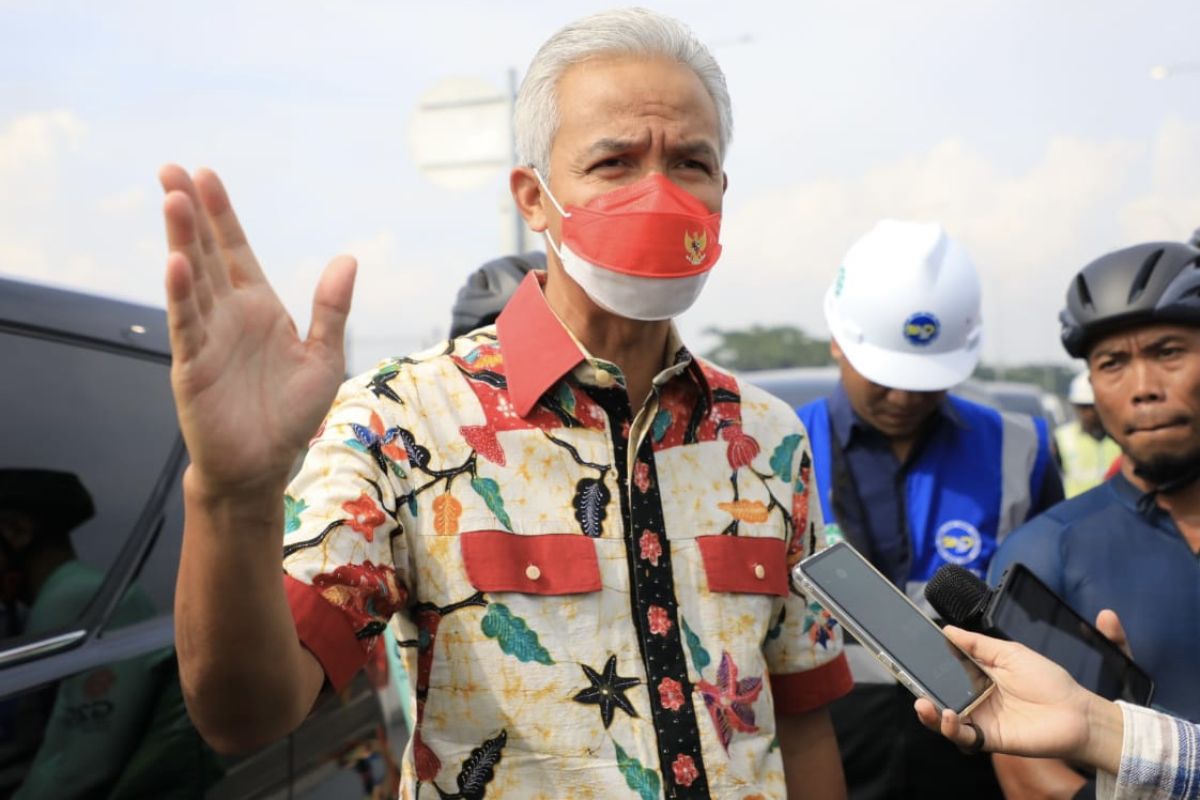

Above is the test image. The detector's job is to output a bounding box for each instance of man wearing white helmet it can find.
[1056,370,1122,497]
[797,220,1063,799]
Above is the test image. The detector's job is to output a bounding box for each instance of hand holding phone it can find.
[794,541,994,715]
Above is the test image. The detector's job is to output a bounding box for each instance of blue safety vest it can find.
[798,395,1052,599]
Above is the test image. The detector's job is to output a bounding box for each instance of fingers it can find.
[1095,609,1132,658]
[308,255,357,356]
[940,626,1003,668]
[913,697,941,730]
[193,168,267,285]
[159,164,218,257]
[160,166,229,304]
[164,252,206,362]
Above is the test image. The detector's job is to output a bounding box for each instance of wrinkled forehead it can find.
[1088,321,1200,360]
[550,55,721,156]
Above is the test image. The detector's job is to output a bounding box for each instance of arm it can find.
[777,707,846,800]
[988,609,1133,799]
[160,165,355,753]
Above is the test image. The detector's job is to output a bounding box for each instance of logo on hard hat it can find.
[684,230,708,266]
[935,520,983,565]
[903,311,940,346]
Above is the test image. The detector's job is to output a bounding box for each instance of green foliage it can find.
[470,477,512,531]
[613,741,661,800]
[682,617,711,673]
[481,604,553,665]
[703,325,833,371]
[769,434,803,483]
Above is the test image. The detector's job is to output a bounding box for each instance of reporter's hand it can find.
[1096,608,1131,659]
[912,626,1122,773]
[160,165,356,503]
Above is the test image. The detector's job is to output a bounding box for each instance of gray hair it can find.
[514,7,732,177]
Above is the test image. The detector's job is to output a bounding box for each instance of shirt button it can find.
[525,564,542,581]
[753,564,766,580]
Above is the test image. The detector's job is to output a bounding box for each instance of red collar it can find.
[496,272,585,418]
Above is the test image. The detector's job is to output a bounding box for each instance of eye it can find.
[678,159,713,174]
[589,157,627,172]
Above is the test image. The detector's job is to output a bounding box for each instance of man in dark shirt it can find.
[989,232,1200,799]
[798,219,1062,799]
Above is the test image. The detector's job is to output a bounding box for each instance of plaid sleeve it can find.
[1097,702,1200,800]
[763,424,852,714]
[281,377,412,691]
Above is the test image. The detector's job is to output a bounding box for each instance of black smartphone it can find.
[990,563,1154,705]
[795,542,993,715]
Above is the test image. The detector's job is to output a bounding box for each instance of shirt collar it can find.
[496,272,708,417]
[827,380,965,449]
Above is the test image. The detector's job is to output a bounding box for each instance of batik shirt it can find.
[281,273,852,799]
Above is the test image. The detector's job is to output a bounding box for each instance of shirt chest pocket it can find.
[695,535,789,597]
[461,530,601,595]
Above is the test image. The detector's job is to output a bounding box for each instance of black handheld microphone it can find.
[924,565,1007,639]
[924,563,1156,707]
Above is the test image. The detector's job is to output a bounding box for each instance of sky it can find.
[2,0,1198,374]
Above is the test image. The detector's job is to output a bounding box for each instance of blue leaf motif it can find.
[769,434,803,483]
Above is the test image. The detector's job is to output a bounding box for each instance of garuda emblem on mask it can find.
[684,230,708,266]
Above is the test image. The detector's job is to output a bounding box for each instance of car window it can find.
[0,328,178,645]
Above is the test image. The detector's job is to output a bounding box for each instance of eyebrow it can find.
[581,137,720,163]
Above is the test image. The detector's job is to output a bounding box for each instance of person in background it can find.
[1057,369,1122,497]
[913,623,1199,800]
[797,219,1063,799]
[449,252,546,338]
[989,233,1200,798]
[0,470,168,799]
[162,8,852,798]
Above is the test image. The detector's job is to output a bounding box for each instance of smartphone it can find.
[990,563,1154,706]
[795,541,994,715]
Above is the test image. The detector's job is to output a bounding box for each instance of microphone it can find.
[924,565,1006,638]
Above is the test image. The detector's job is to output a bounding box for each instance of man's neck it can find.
[543,270,671,411]
[1123,459,1200,553]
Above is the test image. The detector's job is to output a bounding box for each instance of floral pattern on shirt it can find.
[281,279,849,799]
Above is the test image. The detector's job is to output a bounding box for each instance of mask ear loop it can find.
[533,168,571,258]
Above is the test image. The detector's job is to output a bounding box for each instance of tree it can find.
[703,325,833,371]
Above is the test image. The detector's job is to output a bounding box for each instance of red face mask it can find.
[541,172,723,278]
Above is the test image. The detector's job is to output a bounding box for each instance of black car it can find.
[0,275,406,799]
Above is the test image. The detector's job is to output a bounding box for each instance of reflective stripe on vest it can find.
[797,395,1050,685]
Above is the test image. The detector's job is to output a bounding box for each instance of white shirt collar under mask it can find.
[534,169,714,322]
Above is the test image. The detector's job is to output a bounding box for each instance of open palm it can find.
[160,165,356,500]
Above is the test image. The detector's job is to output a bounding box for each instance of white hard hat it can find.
[825,220,983,392]
[1067,370,1094,405]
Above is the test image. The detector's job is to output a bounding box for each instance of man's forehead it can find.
[1090,322,1200,354]
[551,56,720,146]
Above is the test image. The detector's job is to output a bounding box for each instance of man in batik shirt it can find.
[161,8,851,798]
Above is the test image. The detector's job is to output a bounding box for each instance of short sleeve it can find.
[763,425,853,715]
[281,377,413,691]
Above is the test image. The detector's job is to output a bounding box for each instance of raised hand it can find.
[912,626,1123,773]
[160,165,357,502]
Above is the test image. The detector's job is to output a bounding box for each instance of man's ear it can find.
[510,167,548,233]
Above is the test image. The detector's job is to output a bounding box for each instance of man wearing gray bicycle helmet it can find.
[988,230,1200,799]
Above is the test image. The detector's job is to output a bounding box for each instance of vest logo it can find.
[935,519,983,565]
[903,311,940,346]
[684,229,708,266]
